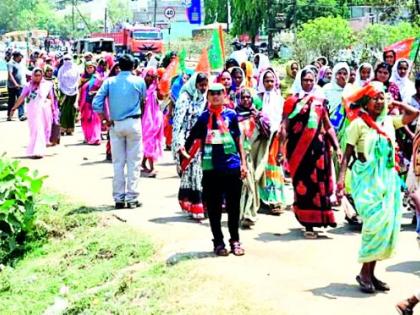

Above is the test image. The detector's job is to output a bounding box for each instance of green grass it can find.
[0,198,191,314]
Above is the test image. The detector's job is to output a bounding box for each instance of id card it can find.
[205,129,223,144]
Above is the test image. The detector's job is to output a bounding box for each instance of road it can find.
[0,110,419,315]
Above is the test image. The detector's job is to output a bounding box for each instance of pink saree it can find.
[79,76,102,145]
[142,82,164,161]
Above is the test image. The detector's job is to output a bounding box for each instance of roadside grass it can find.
[0,195,282,314]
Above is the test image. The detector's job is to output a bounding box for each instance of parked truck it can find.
[91,25,164,56]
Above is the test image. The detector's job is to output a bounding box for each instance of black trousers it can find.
[7,87,23,118]
[202,169,242,247]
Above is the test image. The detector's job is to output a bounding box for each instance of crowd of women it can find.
[7,47,420,297]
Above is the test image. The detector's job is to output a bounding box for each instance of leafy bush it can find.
[0,156,47,264]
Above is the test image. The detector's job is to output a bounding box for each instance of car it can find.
[0,60,8,110]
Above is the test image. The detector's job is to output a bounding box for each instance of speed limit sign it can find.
[164,7,176,19]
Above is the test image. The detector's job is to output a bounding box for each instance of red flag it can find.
[195,48,210,75]
[159,57,179,95]
[384,37,420,61]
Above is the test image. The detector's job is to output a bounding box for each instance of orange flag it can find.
[195,48,210,75]
[159,57,179,95]
[218,24,225,62]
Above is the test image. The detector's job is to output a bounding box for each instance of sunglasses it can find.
[209,91,223,95]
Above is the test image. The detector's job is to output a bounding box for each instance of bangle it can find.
[337,182,344,190]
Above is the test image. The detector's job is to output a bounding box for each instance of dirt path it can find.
[1,112,419,315]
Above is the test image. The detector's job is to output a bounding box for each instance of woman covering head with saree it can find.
[11,68,54,158]
[241,61,257,89]
[323,62,350,134]
[58,54,80,135]
[280,60,299,98]
[390,58,416,103]
[78,61,103,145]
[44,64,60,145]
[317,65,333,87]
[236,88,270,227]
[355,63,374,88]
[257,69,286,214]
[280,68,341,238]
[338,81,419,294]
[141,67,164,177]
[172,72,209,220]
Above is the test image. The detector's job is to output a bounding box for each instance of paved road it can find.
[1,111,419,315]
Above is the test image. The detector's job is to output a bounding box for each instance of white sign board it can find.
[164,7,176,19]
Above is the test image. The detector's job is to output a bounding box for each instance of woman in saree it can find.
[172,73,209,220]
[58,54,80,136]
[373,62,401,102]
[78,62,103,145]
[163,70,194,150]
[317,65,333,87]
[257,68,286,214]
[354,63,374,88]
[280,68,341,238]
[11,68,54,159]
[141,68,164,177]
[44,64,60,145]
[236,88,270,228]
[280,60,299,98]
[337,81,419,293]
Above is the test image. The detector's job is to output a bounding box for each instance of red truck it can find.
[91,25,164,55]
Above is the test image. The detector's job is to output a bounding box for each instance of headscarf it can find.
[281,60,299,98]
[355,62,374,88]
[254,53,270,78]
[257,69,284,133]
[390,58,416,103]
[323,62,350,115]
[291,66,324,99]
[241,61,256,88]
[29,68,53,100]
[80,61,97,84]
[171,69,194,102]
[229,66,246,92]
[317,65,331,87]
[57,57,80,96]
[179,72,207,103]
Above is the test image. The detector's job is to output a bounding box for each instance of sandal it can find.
[214,245,229,256]
[303,231,318,239]
[372,277,390,291]
[229,241,245,256]
[396,303,413,315]
[356,275,375,294]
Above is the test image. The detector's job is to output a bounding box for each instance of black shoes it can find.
[115,202,125,209]
[127,201,142,209]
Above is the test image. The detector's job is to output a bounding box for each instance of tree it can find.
[231,0,267,41]
[294,16,355,63]
[106,0,131,26]
[204,0,229,24]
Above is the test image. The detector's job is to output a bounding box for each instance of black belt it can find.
[126,114,141,119]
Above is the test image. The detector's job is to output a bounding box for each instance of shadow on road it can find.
[327,224,361,235]
[149,215,210,227]
[386,261,420,277]
[166,251,216,266]
[80,160,110,166]
[308,283,375,299]
[255,229,333,242]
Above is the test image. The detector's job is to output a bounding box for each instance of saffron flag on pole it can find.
[384,37,420,61]
[208,28,224,71]
[159,57,179,95]
[195,48,210,75]
[218,24,225,62]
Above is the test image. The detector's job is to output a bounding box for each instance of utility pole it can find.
[72,0,75,39]
[104,8,108,32]
[153,0,158,27]
[227,0,231,33]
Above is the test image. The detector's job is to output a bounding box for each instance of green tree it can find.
[294,16,355,63]
[106,0,132,26]
[231,0,268,41]
[204,0,229,24]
